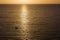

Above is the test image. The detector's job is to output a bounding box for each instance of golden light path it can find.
[21,5,28,29]
[20,5,30,40]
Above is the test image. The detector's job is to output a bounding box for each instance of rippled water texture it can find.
[0,4,60,40]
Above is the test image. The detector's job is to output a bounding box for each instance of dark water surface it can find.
[0,4,60,40]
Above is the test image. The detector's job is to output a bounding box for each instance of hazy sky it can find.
[0,0,60,4]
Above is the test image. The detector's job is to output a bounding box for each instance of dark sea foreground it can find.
[0,4,60,40]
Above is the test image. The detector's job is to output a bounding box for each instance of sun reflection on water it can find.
[20,5,30,40]
[21,5,28,24]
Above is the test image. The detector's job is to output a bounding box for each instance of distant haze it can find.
[0,0,60,4]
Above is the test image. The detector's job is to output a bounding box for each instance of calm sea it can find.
[0,4,60,40]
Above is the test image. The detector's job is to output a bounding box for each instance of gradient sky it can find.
[0,0,60,4]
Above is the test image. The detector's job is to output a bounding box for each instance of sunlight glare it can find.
[20,0,30,4]
[20,5,29,32]
[21,5,28,24]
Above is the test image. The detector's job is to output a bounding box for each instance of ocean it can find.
[0,4,60,40]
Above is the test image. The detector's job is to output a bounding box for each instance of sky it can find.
[0,0,60,4]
